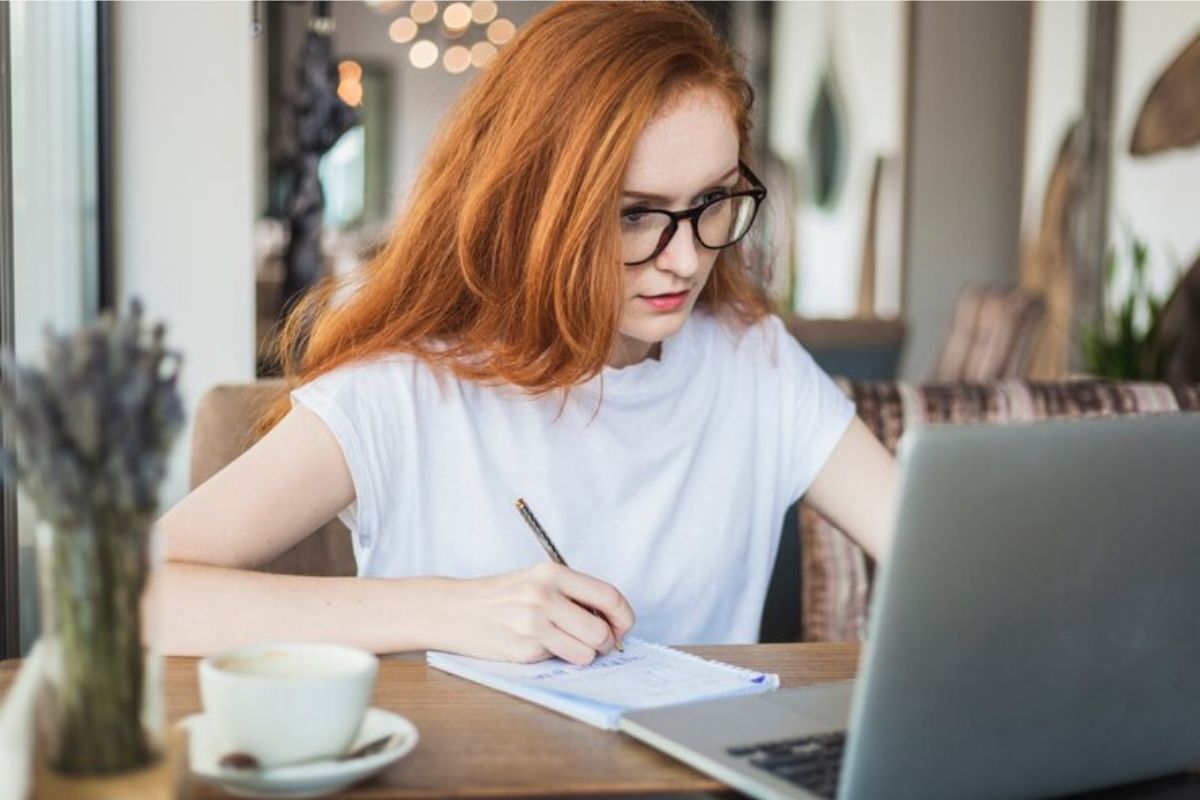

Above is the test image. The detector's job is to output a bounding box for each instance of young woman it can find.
[158,2,897,664]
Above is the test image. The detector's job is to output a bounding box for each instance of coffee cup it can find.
[198,642,378,768]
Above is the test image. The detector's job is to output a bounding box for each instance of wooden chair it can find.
[189,381,356,577]
[932,283,1046,381]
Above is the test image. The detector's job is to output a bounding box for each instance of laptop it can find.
[620,414,1200,799]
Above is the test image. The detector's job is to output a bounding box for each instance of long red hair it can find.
[260,1,771,434]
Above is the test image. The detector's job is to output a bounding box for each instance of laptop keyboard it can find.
[725,731,846,798]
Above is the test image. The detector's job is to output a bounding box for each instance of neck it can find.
[607,336,661,369]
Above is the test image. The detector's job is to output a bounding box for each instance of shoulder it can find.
[290,351,451,410]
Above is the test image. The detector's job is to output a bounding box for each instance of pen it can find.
[514,498,624,652]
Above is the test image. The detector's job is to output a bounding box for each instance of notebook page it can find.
[427,638,779,729]
[526,638,777,707]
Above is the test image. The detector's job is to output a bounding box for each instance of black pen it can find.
[514,498,624,652]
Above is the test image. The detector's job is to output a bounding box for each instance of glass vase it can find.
[34,517,164,776]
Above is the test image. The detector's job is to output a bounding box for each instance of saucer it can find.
[181,707,418,799]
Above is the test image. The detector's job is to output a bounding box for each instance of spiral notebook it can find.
[426,638,779,730]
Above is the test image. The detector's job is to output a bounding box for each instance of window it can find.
[1,1,107,657]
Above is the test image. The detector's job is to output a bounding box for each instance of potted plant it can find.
[0,301,184,784]
[1080,235,1180,380]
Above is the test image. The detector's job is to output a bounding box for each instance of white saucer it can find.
[181,707,418,799]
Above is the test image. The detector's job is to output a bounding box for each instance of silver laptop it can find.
[620,414,1200,799]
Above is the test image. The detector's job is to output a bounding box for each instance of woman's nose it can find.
[654,220,701,278]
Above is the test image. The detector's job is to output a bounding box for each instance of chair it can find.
[1158,254,1200,383]
[932,284,1047,381]
[796,379,1200,643]
[190,381,356,577]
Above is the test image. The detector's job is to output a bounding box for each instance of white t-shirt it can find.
[290,310,854,644]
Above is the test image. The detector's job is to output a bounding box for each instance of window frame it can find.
[1,0,18,661]
[0,1,112,658]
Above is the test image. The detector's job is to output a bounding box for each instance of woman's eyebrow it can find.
[621,165,739,201]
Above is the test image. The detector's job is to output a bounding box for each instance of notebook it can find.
[426,637,780,730]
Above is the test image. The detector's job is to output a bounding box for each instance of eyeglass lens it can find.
[621,194,758,265]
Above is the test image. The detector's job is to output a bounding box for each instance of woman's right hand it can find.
[441,563,636,666]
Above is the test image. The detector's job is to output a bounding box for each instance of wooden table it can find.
[7,643,1197,799]
[0,643,858,799]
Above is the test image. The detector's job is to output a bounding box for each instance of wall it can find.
[1022,2,1200,320]
[1109,3,1200,301]
[768,1,906,318]
[1020,1,1087,240]
[113,1,257,505]
[901,1,1031,378]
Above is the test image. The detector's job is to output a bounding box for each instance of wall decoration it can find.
[1129,32,1200,156]
[806,60,847,211]
[281,4,361,314]
[1022,122,1085,379]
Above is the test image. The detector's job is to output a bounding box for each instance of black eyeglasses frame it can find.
[621,160,768,267]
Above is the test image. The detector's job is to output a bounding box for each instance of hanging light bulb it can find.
[443,2,472,33]
[471,0,498,25]
[409,39,439,69]
[443,45,471,74]
[389,17,418,44]
[470,41,497,68]
[410,1,438,25]
[487,18,515,45]
[363,0,404,12]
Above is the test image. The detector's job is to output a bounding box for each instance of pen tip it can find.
[514,498,525,509]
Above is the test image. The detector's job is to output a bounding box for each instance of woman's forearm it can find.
[152,561,459,656]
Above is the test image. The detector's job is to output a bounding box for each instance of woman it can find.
[159,2,897,664]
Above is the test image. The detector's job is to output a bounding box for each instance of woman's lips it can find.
[640,290,689,312]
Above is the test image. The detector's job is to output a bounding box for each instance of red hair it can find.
[260,1,770,434]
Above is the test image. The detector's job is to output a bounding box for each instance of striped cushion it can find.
[799,380,1200,643]
[933,285,1047,381]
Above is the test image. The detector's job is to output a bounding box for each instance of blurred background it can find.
[3,1,1199,653]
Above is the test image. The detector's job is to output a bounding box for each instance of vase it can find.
[34,517,164,777]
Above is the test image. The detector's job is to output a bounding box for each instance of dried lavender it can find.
[0,299,184,775]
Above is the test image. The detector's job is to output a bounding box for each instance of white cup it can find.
[199,642,378,768]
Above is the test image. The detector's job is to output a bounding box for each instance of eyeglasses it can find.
[620,160,767,267]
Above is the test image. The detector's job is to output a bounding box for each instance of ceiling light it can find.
[388,17,418,44]
[410,1,438,25]
[470,1,498,25]
[409,39,439,69]
[444,45,471,74]
[470,41,497,68]
[486,18,515,45]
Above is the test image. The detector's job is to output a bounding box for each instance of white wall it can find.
[1020,1,1087,240]
[1109,3,1200,300]
[1021,1,1200,325]
[769,1,906,318]
[901,1,1031,378]
[113,1,257,505]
